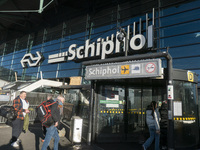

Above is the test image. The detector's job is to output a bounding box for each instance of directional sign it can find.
[85,59,162,80]
[21,51,43,68]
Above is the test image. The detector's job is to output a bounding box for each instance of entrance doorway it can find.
[95,79,167,143]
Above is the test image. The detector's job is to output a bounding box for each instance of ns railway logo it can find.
[20,11,154,68]
[20,51,43,68]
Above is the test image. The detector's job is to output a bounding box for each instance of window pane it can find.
[40,64,57,72]
[12,63,22,70]
[160,33,200,48]
[160,1,200,16]
[160,8,200,27]
[2,54,13,61]
[23,67,38,74]
[90,25,116,41]
[62,38,84,49]
[14,50,27,59]
[58,62,81,70]
[12,58,22,65]
[14,69,23,76]
[57,69,80,78]
[64,16,87,36]
[23,73,38,80]
[41,71,56,79]
[5,42,15,55]
[160,20,200,38]
[167,44,200,58]
[1,61,12,66]
[43,43,61,52]
[173,57,200,69]
[32,44,43,51]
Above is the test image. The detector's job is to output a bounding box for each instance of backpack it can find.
[0,106,17,121]
[36,101,57,127]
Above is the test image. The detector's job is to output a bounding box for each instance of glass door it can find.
[95,80,166,143]
[127,87,153,142]
[96,85,126,142]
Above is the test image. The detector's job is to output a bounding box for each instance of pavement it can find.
[0,122,144,150]
[0,123,99,150]
[0,123,199,150]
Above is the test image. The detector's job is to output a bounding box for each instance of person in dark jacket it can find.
[41,95,61,150]
[41,94,55,142]
[159,100,168,150]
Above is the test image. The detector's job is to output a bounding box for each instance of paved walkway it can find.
[0,123,99,150]
[0,122,144,150]
[0,123,199,150]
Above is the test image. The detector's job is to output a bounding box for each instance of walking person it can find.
[56,95,65,136]
[159,100,168,150]
[143,101,160,150]
[41,94,55,142]
[10,91,30,147]
[56,95,65,116]
[41,96,61,150]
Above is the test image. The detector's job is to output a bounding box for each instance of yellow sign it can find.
[187,71,194,82]
[121,65,129,74]
[69,76,82,85]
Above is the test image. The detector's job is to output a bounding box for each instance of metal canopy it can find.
[0,0,91,42]
[0,0,130,44]
[0,0,54,13]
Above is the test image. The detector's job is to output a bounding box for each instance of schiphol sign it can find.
[85,59,162,80]
[20,10,155,68]
[48,24,154,64]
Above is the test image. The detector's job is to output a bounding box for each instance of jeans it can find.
[143,126,160,150]
[41,125,60,150]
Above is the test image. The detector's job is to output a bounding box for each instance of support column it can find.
[167,56,174,150]
[87,80,94,145]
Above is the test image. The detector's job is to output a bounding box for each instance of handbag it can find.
[0,106,17,121]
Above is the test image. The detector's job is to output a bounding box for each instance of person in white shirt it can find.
[10,91,30,147]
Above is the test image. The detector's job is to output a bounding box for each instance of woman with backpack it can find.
[142,101,160,150]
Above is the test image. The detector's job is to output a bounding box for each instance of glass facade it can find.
[0,0,199,85]
[158,0,200,84]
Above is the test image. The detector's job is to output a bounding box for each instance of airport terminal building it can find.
[0,0,200,149]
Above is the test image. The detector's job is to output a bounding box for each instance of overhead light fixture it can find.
[0,0,54,13]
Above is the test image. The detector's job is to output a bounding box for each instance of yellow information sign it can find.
[187,71,194,82]
[121,65,129,74]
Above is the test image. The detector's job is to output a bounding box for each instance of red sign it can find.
[145,63,156,73]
